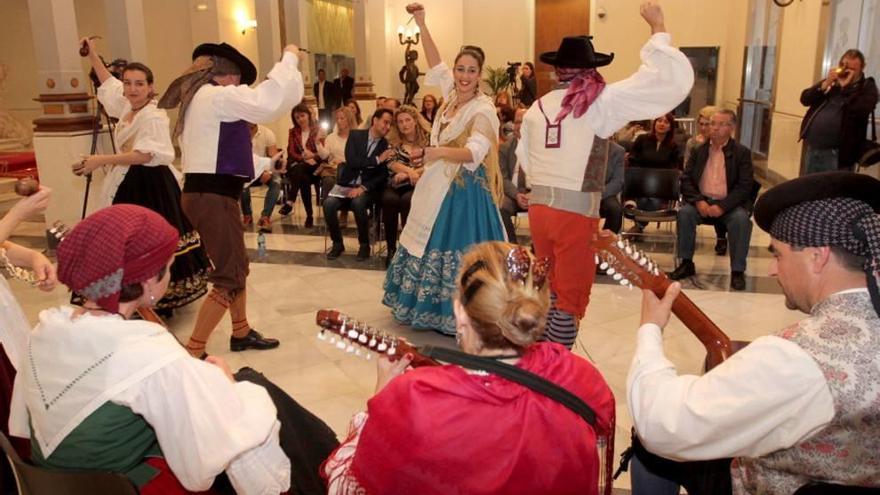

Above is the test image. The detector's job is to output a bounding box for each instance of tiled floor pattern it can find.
[6,198,802,492]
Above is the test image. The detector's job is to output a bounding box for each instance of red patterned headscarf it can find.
[57,205,178,313]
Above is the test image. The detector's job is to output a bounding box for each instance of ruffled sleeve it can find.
[425,62,454,100]
[113,357,291,494]
[96,77,129,119]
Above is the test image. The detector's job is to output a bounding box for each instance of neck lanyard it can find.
[537,99,561,149]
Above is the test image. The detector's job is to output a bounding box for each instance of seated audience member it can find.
[320,107,357,205]
[280,104,329,227]
[494,91,512,109]
[10,205,340,494]
[668,109,754,291]
[499,108,529,242]
[627,112,683,233]
[629,172,880,494]
[323,241,615,495]
[614,120,650,152]
[345,98,363,127]
[685,105,728,255]
[0,188,56,453]
[600,141,625,234]
[324,108,395,261]
[383,105,430,267]
[382,98,401,111]
[241,123,283,232]
[420,93,438,124]
[497,104,516,143]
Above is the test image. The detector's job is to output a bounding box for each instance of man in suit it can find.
[324,108,395,261]
[499,108,529,242]
[668,108,755,291]
[600,141,625,233]
[334,67,354,103]
[314,68,338,126]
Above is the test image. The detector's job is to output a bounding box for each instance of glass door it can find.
[739,0,783,158]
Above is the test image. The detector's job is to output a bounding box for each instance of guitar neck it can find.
[650,279,731,369]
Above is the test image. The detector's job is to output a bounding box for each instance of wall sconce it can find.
[235,8,257,34]
[240,18,257,34]
[195,3,209,11]
[397,25,420,46]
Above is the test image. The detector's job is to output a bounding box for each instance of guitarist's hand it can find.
[375,353,413,393]
[640,282,681,329]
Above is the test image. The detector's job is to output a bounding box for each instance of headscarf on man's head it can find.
[57,205,179,313]
[755,172,880,316]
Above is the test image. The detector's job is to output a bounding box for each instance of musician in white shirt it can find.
[628,172,880,494]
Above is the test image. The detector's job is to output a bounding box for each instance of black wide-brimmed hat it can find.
[754,171,880,232]
[539,36,614,69]
[192,42,257,85]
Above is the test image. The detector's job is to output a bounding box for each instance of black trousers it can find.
[382,185,413,253]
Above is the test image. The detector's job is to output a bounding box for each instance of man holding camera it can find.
[800,48,878,174]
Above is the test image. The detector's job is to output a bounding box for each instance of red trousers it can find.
[528,205,599,319]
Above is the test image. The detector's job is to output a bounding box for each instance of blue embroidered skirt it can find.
[382,168,505,335]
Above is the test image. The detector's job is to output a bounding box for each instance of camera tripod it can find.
[80,87,117,219]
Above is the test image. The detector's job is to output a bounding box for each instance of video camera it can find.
[506,61,522,81]
[88,57,128,88]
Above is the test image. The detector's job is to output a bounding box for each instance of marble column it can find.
[27,0,110,227]
[103,0,148,62]
[282,0,315,105]
[352,0,376,101]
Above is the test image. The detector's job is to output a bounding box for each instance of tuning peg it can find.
[348,328,359,339]
[368,336,377,348]
[317,330,327,341]
[377,340,388,352]
[612,273,623,281]
[599,262,609,270]
[388,343,397,356]
[616,239,625,249]
[639,257,647,266]
[624,245,633,256]
[606,267,616,275]
[358,333,368,344]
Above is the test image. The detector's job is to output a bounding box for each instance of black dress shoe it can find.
[356,244,371,261]
[730,271,746,291]
[327,243,344,260]
[667,260,695,280]
[304,216,314,228]
[230,329,280,352]
[714,238,728,256]
[279,203,293,216]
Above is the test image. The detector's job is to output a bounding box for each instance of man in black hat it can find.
[516,1,693,348]
[159,42,304,358]
[628,172,880,492]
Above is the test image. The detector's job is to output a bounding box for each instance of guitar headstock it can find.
[315,309,437,366]
[47,220,69,251]
[593,233,669,294]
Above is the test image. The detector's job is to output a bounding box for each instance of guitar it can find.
[315,309,439,367]
[593,233,734,370]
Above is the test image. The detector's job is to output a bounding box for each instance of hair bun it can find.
[502,296,546,347]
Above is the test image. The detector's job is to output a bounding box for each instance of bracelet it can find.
[0,248,39,286]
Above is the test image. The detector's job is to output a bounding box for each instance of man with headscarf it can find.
[628,172,880,493]
[516,1,693,348]
[159,42,304,357]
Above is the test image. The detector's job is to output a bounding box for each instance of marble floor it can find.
[6,197,804,492]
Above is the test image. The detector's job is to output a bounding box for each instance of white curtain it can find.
[308,0,354,56]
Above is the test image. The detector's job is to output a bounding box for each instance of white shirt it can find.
[181,52,303,176]
[325,131,348,165]
[95,77,177,206]
[317,80,326,109]
[251,125,277,158]
[10,308,290,495]
[516,33,694,191]
[627,313,838,461]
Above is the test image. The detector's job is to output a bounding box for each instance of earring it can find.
[148,293,156,305]
[455,331,462,347]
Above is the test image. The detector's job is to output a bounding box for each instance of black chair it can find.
[621,167,682,251]
[0,432,138,495]
[794,482,880,494]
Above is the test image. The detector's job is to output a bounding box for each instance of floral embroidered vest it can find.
[733,291,880,494]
